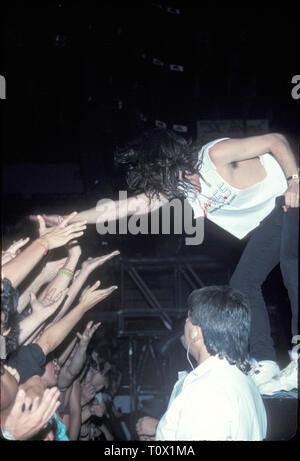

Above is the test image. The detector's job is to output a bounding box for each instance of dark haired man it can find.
[156,285,267,441]
[34,130,299,394]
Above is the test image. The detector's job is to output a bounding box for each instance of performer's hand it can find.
[283,179,299,212]
[29,214,65,227]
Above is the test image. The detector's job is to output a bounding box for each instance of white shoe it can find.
[258,358,298,395]
[248,359,280,387]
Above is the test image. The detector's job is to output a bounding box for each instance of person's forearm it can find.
[40,269,89,329]
[23,322,46,345]
[70,193,165,224]
[18,310,53,345]
[67,344,88,381]
[2,240,47,288]
[58,337,77,367]
[67,380,81,441]
[37,302,85,356]
[0,408,11,429]
[37,282,113,357]
[38,257,78,305]
[58,344,87,389]
[17,271,48,313]
[31,253,83,340]
[271,134,299,178]
[68,415,81,441]
[24,270,93,345]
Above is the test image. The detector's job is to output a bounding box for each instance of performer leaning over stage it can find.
[33,129,299,395]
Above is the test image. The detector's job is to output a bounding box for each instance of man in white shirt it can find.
[156,285,267,441]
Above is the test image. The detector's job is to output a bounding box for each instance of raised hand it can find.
[29,213,64,227]
[29,288,68,315]
[2,387,61,440]
[76,321,101,348]
[78,281,118,313]
[37,212,87,250]
[81,250,120,275]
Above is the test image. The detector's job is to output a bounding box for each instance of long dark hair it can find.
[187,285,251,374]
[114,128,202,200]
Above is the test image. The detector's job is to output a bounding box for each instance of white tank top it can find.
[185,138,288,239]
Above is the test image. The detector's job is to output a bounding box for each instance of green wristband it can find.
[58,269,73,280]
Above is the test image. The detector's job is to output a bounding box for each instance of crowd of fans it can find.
[0,212,127,441]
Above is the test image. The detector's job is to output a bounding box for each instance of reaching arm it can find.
[40,249,120,327]
[79,192,167,223]
[17,257,68,313]
[2,212,87,287]
[2,239,50,289]
[58,337,77,367]
[32,192,168,226]
[36,281,117,357]
[67,379,82,441]
[38,241,81,305]
[57,321,100,390]
[18,290,68,345]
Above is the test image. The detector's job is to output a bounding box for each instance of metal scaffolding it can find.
[113,254,230,420]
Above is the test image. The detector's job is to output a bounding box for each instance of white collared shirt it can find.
[156,356,267,441]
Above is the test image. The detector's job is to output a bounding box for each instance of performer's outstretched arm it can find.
[31,192,168,226]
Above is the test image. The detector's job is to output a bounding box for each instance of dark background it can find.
[1,1,299,426]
